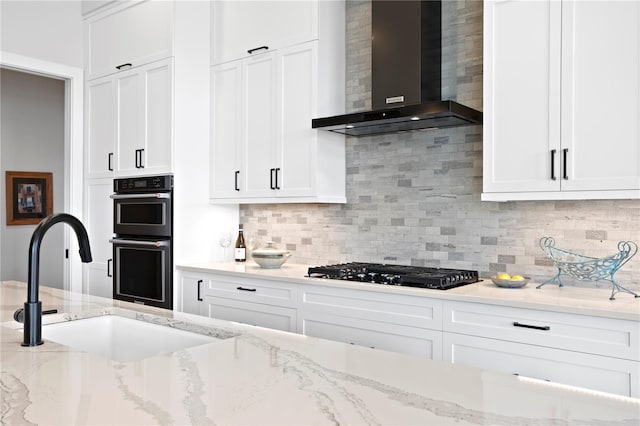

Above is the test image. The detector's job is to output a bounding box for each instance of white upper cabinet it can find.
[210,1,346,204]
[86,58,174,179]
[85,0,173,80]
[483,0,640,201]
[211,0,318,65]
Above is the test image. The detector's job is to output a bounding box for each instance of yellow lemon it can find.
[510,275,525,281]
[496,273,511,280]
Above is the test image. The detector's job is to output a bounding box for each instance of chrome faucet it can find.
[17,213,92,346]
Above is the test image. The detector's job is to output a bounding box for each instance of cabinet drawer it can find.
[300,311,442,359]
[444,332,639,397]
[203,275,296,308]
[299,285,442,331]
[202,296,296,333]
[443,301,639,360]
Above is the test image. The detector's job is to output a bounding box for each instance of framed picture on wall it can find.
[5,171,53,226]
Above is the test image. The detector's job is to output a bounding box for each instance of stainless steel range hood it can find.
[312,0,482,137]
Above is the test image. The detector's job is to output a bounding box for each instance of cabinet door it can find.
[115,60,173,177]
[211,60,243,198]
[211,0,318,65]
[115,69,144,175]
[178,272,205,315]
[561,1,640,191]
[86,77,116,179]
[443,332,639,397]
[83,179,113,299]
[201,296,296,333]
[86,0,173,79]
[276,41,318,197]
[243,51,277,197]
[142,59,173,174]
[483,0,562,194]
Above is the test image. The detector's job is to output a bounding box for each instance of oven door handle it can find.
[109,238,170,247]
[110,193,171,199]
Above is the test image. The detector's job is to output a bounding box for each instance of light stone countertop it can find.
[1,280,639,425]
[177,261,640,321]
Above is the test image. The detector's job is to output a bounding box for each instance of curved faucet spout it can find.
[21,213,92,346]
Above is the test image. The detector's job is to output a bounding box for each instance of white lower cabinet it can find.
[177,271,297,332]
[83,179,113,299]
[443,300,640,397]
[297,284,443,360]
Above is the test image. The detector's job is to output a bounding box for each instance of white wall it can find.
[0,1,83,68]
[173,0,239,267]
[0,69,65,287]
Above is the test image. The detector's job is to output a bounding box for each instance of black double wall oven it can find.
[110,175,173,310]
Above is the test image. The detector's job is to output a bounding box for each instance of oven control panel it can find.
[114,175,173,193]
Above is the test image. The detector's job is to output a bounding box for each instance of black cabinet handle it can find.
[247,46,269,54]
[275,168,280,190]
[108,153,114,171]
[197,279,203,301]
[270,168,276,189]
[562,148,568,180]
[550,149,556,181]
[115,63,132,70]
[107,259,112,277]
[237,286,257,292]
[234,170,240,191]
[513,321,550,331]
[135,149,145,168]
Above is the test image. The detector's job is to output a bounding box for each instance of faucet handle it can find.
[13,308,58,323]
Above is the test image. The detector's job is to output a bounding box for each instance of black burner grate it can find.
[307,263,479,290]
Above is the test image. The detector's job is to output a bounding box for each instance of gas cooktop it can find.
[307,263,479,290]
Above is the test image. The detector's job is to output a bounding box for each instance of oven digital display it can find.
[134,181,147,188]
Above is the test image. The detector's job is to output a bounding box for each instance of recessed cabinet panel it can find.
[483,0,561,193]
[86,77,116,178]
[277,42,317,197]
[444,333,638,397]
[87,0,173,79]
[116,71,143,175]
[211,61,243,197]
[203,296,296,333]
[211,0,318,65]
[144,62,173,174]
[300,312,442,359]
[83,179,113,299]
[561,1,640,191]
[244,52,277,197]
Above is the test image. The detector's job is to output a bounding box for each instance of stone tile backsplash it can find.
[240,0,640,290]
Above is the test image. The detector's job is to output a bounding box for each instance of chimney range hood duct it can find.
[312,0,482,137]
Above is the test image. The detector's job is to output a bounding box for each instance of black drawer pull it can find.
[270,168,276,190]
[107,258,112,277]
[115,63,132,70]
[550,149,556,180]
[562,148,569,180]
[275,167,280,190]
[197,279,203,301]
[513,322,550,331]
[234,170,240,191]
[247,46,269,54]
[237,286,257,292]
[108,153,114,171]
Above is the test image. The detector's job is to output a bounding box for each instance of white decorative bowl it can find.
[252,242,291,269]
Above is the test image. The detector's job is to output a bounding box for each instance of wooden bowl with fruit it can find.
[490,273,530,288]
